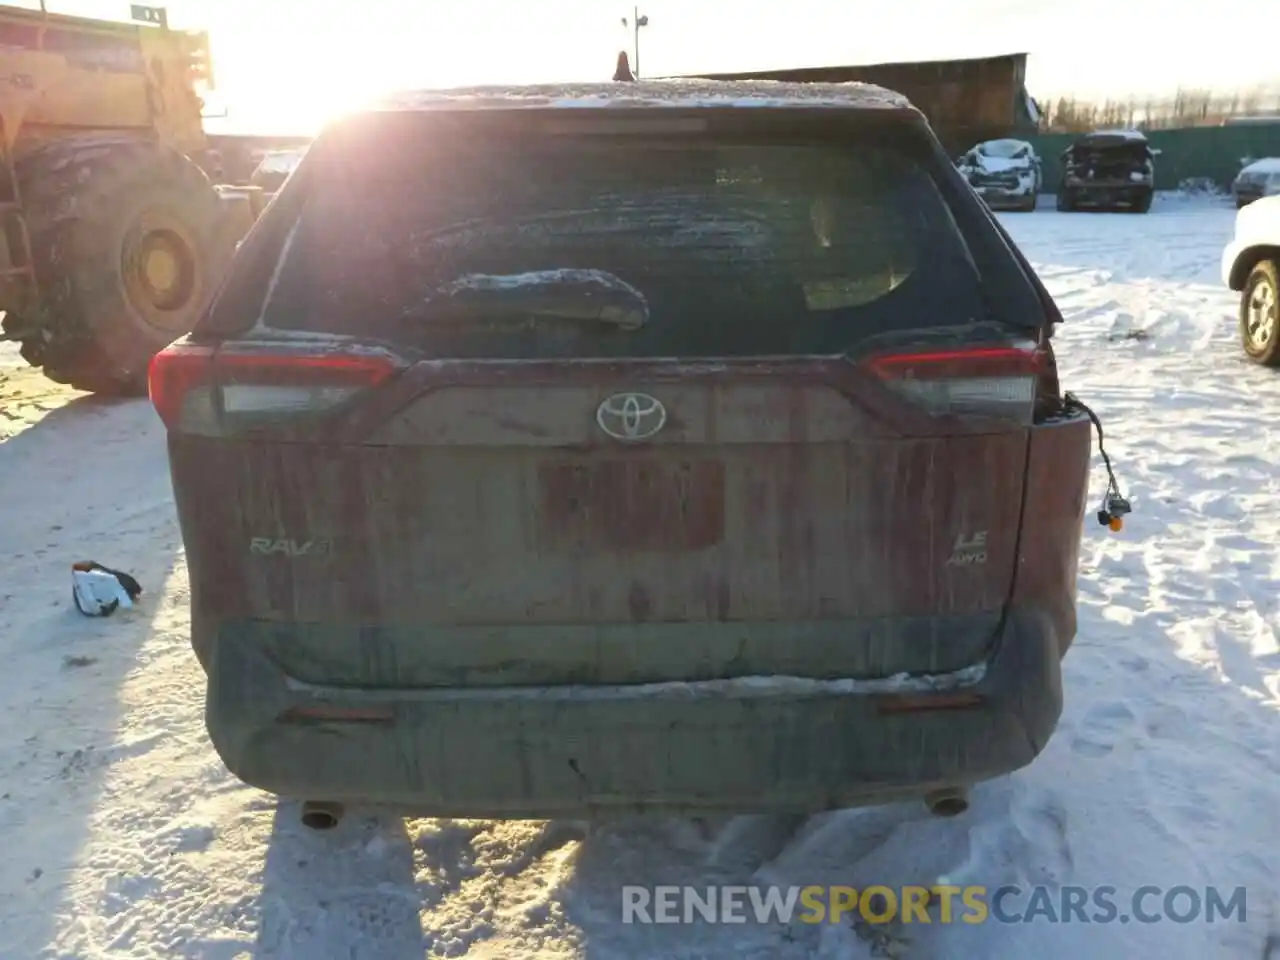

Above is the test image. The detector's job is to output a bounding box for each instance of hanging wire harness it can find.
[1063,393,1131,532]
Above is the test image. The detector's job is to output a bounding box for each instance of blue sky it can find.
[23,0,1278,133]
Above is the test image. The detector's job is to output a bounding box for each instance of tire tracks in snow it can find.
[1010,199,1280,960]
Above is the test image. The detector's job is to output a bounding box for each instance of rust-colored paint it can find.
[1010,415,1093,656]
[172,434,1025,627]
[168,355,1090,689]
[537,458,726,552]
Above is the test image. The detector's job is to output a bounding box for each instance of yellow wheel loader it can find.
[0,4,263,395]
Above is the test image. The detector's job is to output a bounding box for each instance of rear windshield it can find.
[254,124,992,358]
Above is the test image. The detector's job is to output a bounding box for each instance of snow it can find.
[377,80,912,112]
[977,139,1033,160]
[1,195,1279,959]
[1089,129,1149,142]
[1239,157,1280,176]
[287,662,988,702]
[428,270,650,328]
[973,155,1031,174]
[961,140,1036,176]
[438,269,646,302]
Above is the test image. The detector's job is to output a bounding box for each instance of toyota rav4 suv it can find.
[151,81,1099,825]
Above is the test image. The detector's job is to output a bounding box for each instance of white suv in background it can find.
[1222,195,1280,364]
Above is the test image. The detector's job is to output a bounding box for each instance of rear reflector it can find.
[148,341,403,433]
[862,345,1042,424]
[874,690,984,714]
[280,704,395,724]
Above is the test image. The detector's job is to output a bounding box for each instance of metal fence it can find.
[1020,124,1280,192]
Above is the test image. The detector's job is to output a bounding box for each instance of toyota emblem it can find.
[596,392,667,441]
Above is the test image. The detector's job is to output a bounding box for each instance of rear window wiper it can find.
[402,269,649,330]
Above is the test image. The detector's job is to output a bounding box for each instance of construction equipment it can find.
[0,3,258,395]
[688,53,1041,155]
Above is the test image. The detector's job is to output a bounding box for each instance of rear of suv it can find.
[151,82,1096,821]
[1057,129,1157,213]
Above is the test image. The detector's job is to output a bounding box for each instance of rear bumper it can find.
[1062,181,1151,205]
[203,606,1066,818]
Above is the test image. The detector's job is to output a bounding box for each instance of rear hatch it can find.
[1065,134,1152,183]
[158,106,1056,690]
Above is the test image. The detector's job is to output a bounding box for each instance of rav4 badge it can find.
[249,538,332,558]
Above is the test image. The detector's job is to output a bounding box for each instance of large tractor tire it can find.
[12,136,235,395]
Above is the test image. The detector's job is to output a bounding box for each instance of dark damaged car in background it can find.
[1057,129,1158,213]
[148,79,1111,828]
[957,138,1042,211]
[1232,157,1280,208]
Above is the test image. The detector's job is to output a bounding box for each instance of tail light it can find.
[148,342,216,431]
[861,344,1045,425]
[148,341,404,434]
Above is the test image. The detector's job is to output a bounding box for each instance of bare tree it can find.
[1037,83,1280,132]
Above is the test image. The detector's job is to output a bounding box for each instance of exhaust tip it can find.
[300,801,344,830]
[924,787,969,818]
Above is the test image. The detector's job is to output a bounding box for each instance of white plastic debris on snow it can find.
[71,564,140,617]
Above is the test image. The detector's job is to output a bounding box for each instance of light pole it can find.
[621,7,649,79]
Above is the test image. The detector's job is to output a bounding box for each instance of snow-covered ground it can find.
[1,194,1277,959]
